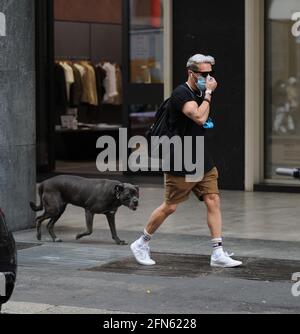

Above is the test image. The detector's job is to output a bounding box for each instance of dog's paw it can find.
[36,234,42,241]
[54,238,63,243]
[76,234,82,240]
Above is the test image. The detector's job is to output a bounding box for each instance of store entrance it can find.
[36,0,165,179]
[36,0,124,177]
[53,0,123,175]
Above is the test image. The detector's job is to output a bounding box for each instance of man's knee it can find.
[204,194,220,208]
[162,203,177,215]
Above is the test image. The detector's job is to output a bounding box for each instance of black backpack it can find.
[145,85,198,142]
[145,97,176,161]
[145,97,172,140]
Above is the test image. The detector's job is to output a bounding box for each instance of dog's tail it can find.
[30,184,44,212]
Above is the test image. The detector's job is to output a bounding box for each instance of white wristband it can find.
[205,89,213,96]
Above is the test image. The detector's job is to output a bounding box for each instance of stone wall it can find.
[0,0,36,231]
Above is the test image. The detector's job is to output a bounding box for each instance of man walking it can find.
[131,54,242,268]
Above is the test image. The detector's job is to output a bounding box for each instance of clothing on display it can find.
[94,65,107,103]
[54,63,68,110]
[60,61,75,101]
[54,60,123,109]
[79,61,99,106]
[102,62,118,103]
[70,64,83,108]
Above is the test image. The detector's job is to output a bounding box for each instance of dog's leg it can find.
[105,212,127,246]
[76,210,94,240]
[46,217,62,242]
[36,214,51,241]
[47,205,66,242]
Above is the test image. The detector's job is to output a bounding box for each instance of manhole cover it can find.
[87,253,300,282]
[16,242,42,251]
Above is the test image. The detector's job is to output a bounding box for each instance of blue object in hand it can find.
[203,117,215,129]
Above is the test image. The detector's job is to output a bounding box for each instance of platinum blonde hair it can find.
[187,54,215,71]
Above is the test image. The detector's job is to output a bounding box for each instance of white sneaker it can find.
[130,240,156,266]
[211,250,242,268]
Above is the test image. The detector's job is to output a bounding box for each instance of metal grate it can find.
[87,253,300,282]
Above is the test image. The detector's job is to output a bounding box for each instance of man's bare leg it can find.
[145,202,177,235]
[130,202,177,266]
[203,194,242,268]
[203,194,222,239]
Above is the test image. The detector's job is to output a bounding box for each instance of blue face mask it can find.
[195,76,207,92]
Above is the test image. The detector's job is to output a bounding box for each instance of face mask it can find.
[193,74,206,91]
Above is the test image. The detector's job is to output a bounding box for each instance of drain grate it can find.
[16,242,42,251]
[87,253,300,282]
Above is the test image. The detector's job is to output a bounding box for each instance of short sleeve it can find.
[171,86,196,113]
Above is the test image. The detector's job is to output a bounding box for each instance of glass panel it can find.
[266,0,300,181]
[129,104,158,136]
[129,0,164,83]
[128,104,159,171]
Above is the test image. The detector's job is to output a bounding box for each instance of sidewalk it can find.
[3,302,129,314]
[3,186,300,314]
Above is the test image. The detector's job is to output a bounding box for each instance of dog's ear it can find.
[115,184,124,192]
[134,185,139,195]
[115,184,124,200]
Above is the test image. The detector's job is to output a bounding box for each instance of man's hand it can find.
[206,76,218,92]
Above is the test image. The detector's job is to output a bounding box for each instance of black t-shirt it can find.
[166,83,215,176]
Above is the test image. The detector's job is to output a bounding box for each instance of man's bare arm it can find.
[182,96,212,126]
[182,76,217,126]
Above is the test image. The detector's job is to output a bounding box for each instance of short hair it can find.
[187,54,215,71]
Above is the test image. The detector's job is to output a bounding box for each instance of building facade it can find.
[1,0,300,230]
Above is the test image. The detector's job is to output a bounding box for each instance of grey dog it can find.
[30,175,139,245]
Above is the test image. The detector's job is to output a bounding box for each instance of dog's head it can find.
[115,183,139,211]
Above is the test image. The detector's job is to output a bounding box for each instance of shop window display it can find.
[266,0,300,181]
[130,0,164,84]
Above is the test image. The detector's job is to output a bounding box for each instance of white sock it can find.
[211,238,224,256]
[137,229,152,246]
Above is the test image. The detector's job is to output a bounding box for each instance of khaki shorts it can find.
[164,167,220,204]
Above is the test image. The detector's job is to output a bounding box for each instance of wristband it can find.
[205,89,213,96]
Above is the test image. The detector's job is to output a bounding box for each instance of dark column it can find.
[0,0,36,230]
[173,0,245,190]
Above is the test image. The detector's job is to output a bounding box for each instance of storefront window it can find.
[129,0,164,83]
[266,0,300,181]
[129,104,158,136]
